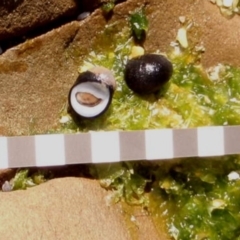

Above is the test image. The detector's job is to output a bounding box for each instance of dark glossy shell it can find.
[124,54,173,94]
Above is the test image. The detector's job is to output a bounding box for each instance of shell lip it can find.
[74,69,116,90]
[74,71,99,85]
[89,66,117,90]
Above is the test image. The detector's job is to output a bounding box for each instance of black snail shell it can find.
[68,66,116,119]
[124,54,173,94]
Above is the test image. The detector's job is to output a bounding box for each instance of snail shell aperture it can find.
[68,67,116,119]
[124,54,173,94]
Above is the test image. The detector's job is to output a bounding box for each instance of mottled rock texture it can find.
[1,0,240,136]
[0,178,165,240]
[0,0,80,41]
[0,1,240,239]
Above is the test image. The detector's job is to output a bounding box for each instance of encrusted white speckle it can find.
[228,171,240,181]
[59,115,70,124]
[179,16,186,23]
[223,0,234,7]
[130,215,136,222]
[77,12,90,21]
[2,181,12,192]
[176,27,188,48]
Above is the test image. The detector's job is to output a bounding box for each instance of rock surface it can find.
[1,1,240,239]
[0,177,165,240]
[144,0,240,67]
[1,0,240,135]
[0,0,80,42]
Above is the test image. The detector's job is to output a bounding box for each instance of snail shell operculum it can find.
[68,66,116,119]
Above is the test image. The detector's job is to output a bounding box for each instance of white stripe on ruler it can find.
[0,126,236,169]
[197,126,224,157]
[0,137,9,169]
[35,134,66,166]
[90,131,120,163]
[145,129,174,160]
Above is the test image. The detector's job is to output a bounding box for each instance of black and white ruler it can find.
[1,125,239,169]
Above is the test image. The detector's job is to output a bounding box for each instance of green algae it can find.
[57,14,240,240]
[93,156,240,240]
[10,169,47,190]
[130,8,148,41]
[58,21,240,133]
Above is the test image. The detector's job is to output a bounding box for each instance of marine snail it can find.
[68,66,116,119]
[124,54,173,94]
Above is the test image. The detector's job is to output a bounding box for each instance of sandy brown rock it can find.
[0,177,164,240]
[1,1,239,239]
[0,8,110,135]
[143,0,240,67]
[0,0,80,41]
[122,204,170,240]
[0,21,81,135]
[1,0,240,135]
